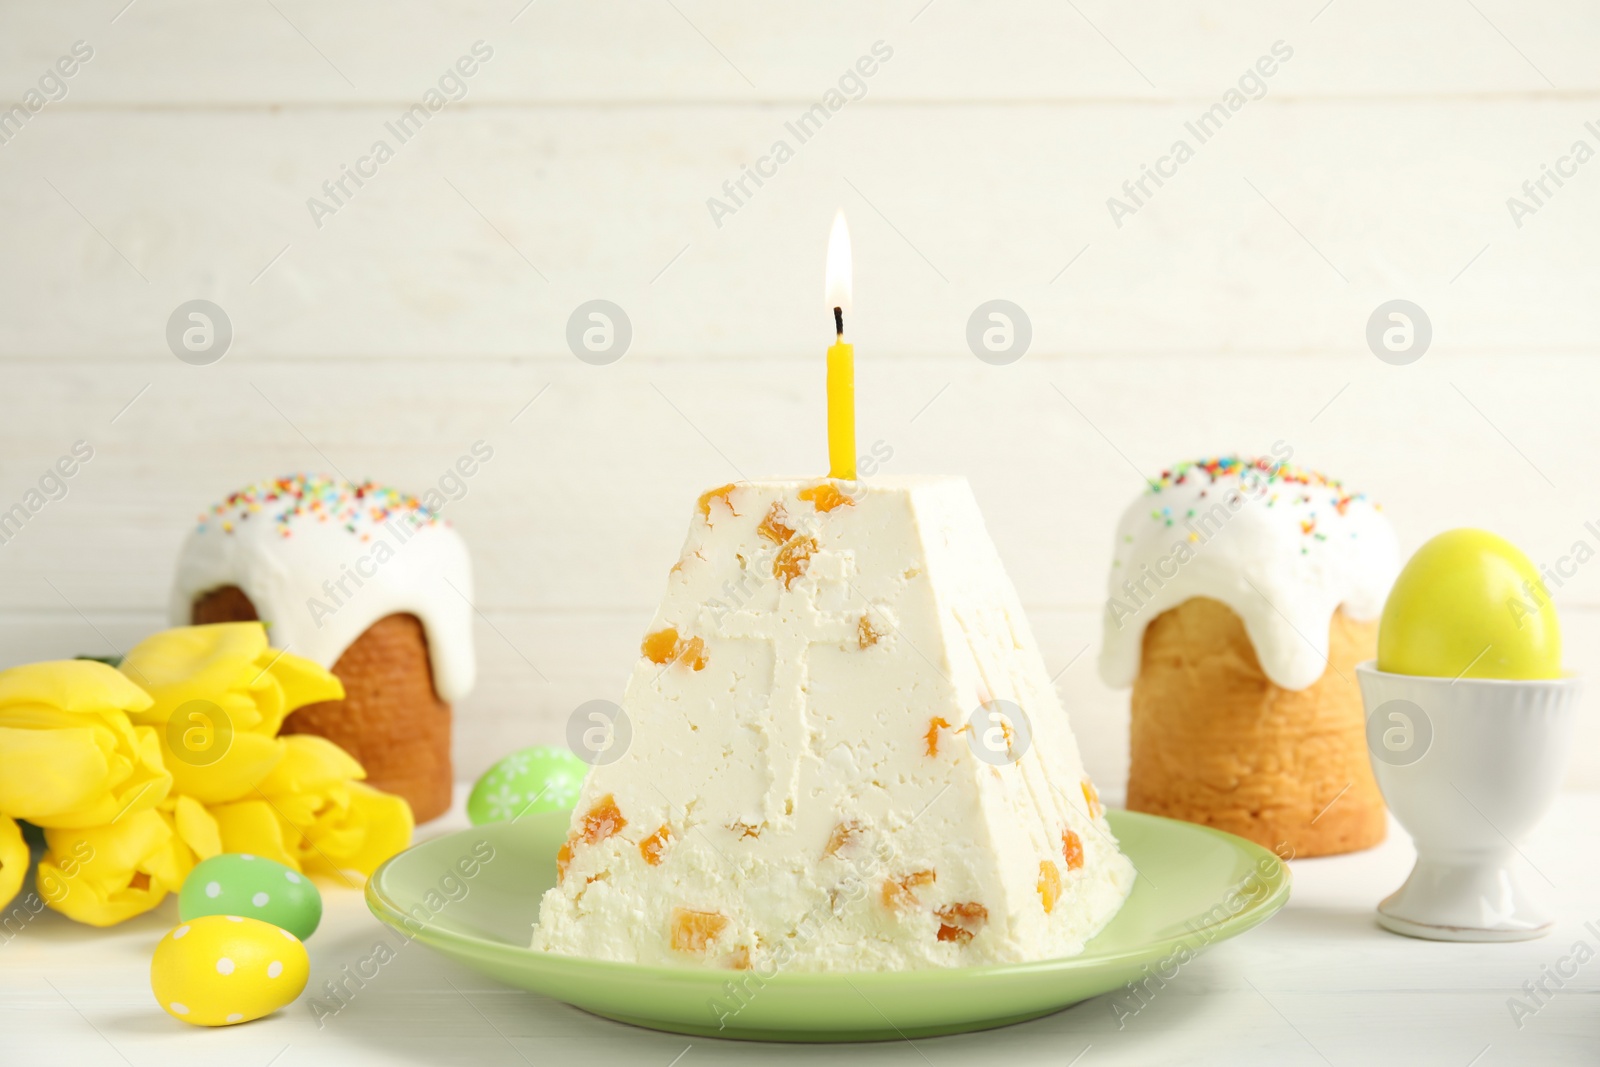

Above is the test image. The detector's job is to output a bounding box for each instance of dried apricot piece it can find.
[799,482,854,513]
[938,901,988,926]
[1062,830,1084,872]
[824,820,859,857]
[670,907,729,953]
[641,628,708,671]
[642,627,679,664]
[935,901,988,942]
[773,535,817,589]
[857,614,886,649]
[697,483,739,519]
[881,869,937,909]
[640,825,674,866]
[677,635,708,671]
[757,502,795,544]
[579,794,627,845]
[1038,860,1062,913]
[925,716,952,757]
[725,945,752,970]
[727,821,762,839]
[560,796,627,881]
[1082,780,1103,819]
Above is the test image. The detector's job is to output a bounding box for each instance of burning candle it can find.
[825,211,855,481]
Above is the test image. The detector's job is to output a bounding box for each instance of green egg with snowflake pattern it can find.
[467,745,587,825]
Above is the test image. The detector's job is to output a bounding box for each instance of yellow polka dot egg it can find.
[151,915,309,1027]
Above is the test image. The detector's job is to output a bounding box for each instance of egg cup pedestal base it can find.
[1355,663,1581,946]
[1376,852,1553,942]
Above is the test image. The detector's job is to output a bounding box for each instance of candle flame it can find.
[824,210,852,316]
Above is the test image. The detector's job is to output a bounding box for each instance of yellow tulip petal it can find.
[143,827,191,890]
[259,734,366,795]
[209,799,302,871]
[349,783,414,874]
[0,816,27,911]
[46,811,166,880]
[207,689,269,736]
[40,811,180,926]
[263,648,345,710]
[269,791,326,829]
[247,671,289,737]
[303,809,363,861]
[0,725,112,817]
[243,648,343,737]
[38,864,165,925]
[302,782,413,878]
[126,725,176,813]
[119,624,342,751]
[165,731,285,805]
[0,659,152,718]
[119,623,268,726]
[168,794,221,861]
[0,659,168,830]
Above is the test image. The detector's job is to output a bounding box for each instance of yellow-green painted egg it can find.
[1378,528,1562,680]
[151,915,309,1026]
[179,852,322,940]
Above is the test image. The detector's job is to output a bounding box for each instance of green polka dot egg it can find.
[151,915,309,1027]
[179,853,322,941]
[467,745,587,825]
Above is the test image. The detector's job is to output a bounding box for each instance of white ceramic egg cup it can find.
[1355,663,1581,942]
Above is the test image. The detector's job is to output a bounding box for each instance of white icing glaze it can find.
[169,475,476,702]
[1098,457,1399,692]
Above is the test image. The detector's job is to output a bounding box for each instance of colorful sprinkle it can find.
[196,475,441,539]
[1140,456,1375,541]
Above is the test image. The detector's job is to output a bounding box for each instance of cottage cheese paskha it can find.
[535,479,1134,972]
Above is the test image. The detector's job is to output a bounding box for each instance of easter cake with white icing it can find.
[172,474,475,823]
[1098,455,1400,857]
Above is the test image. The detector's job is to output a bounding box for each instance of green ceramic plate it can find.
[366,810,1290,1042]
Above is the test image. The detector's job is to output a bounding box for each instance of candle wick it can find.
[833,306,844,341]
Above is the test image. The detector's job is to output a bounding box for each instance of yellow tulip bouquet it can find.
[0,622,412,926]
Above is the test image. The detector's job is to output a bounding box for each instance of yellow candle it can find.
[824,210,855,481]
[827,337,855,480]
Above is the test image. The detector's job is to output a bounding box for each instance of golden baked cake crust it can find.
[1126,596,1386,857]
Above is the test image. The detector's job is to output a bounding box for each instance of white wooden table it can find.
[4,789,1596,1065]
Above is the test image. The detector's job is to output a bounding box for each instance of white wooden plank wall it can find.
[1,0,1595,789]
